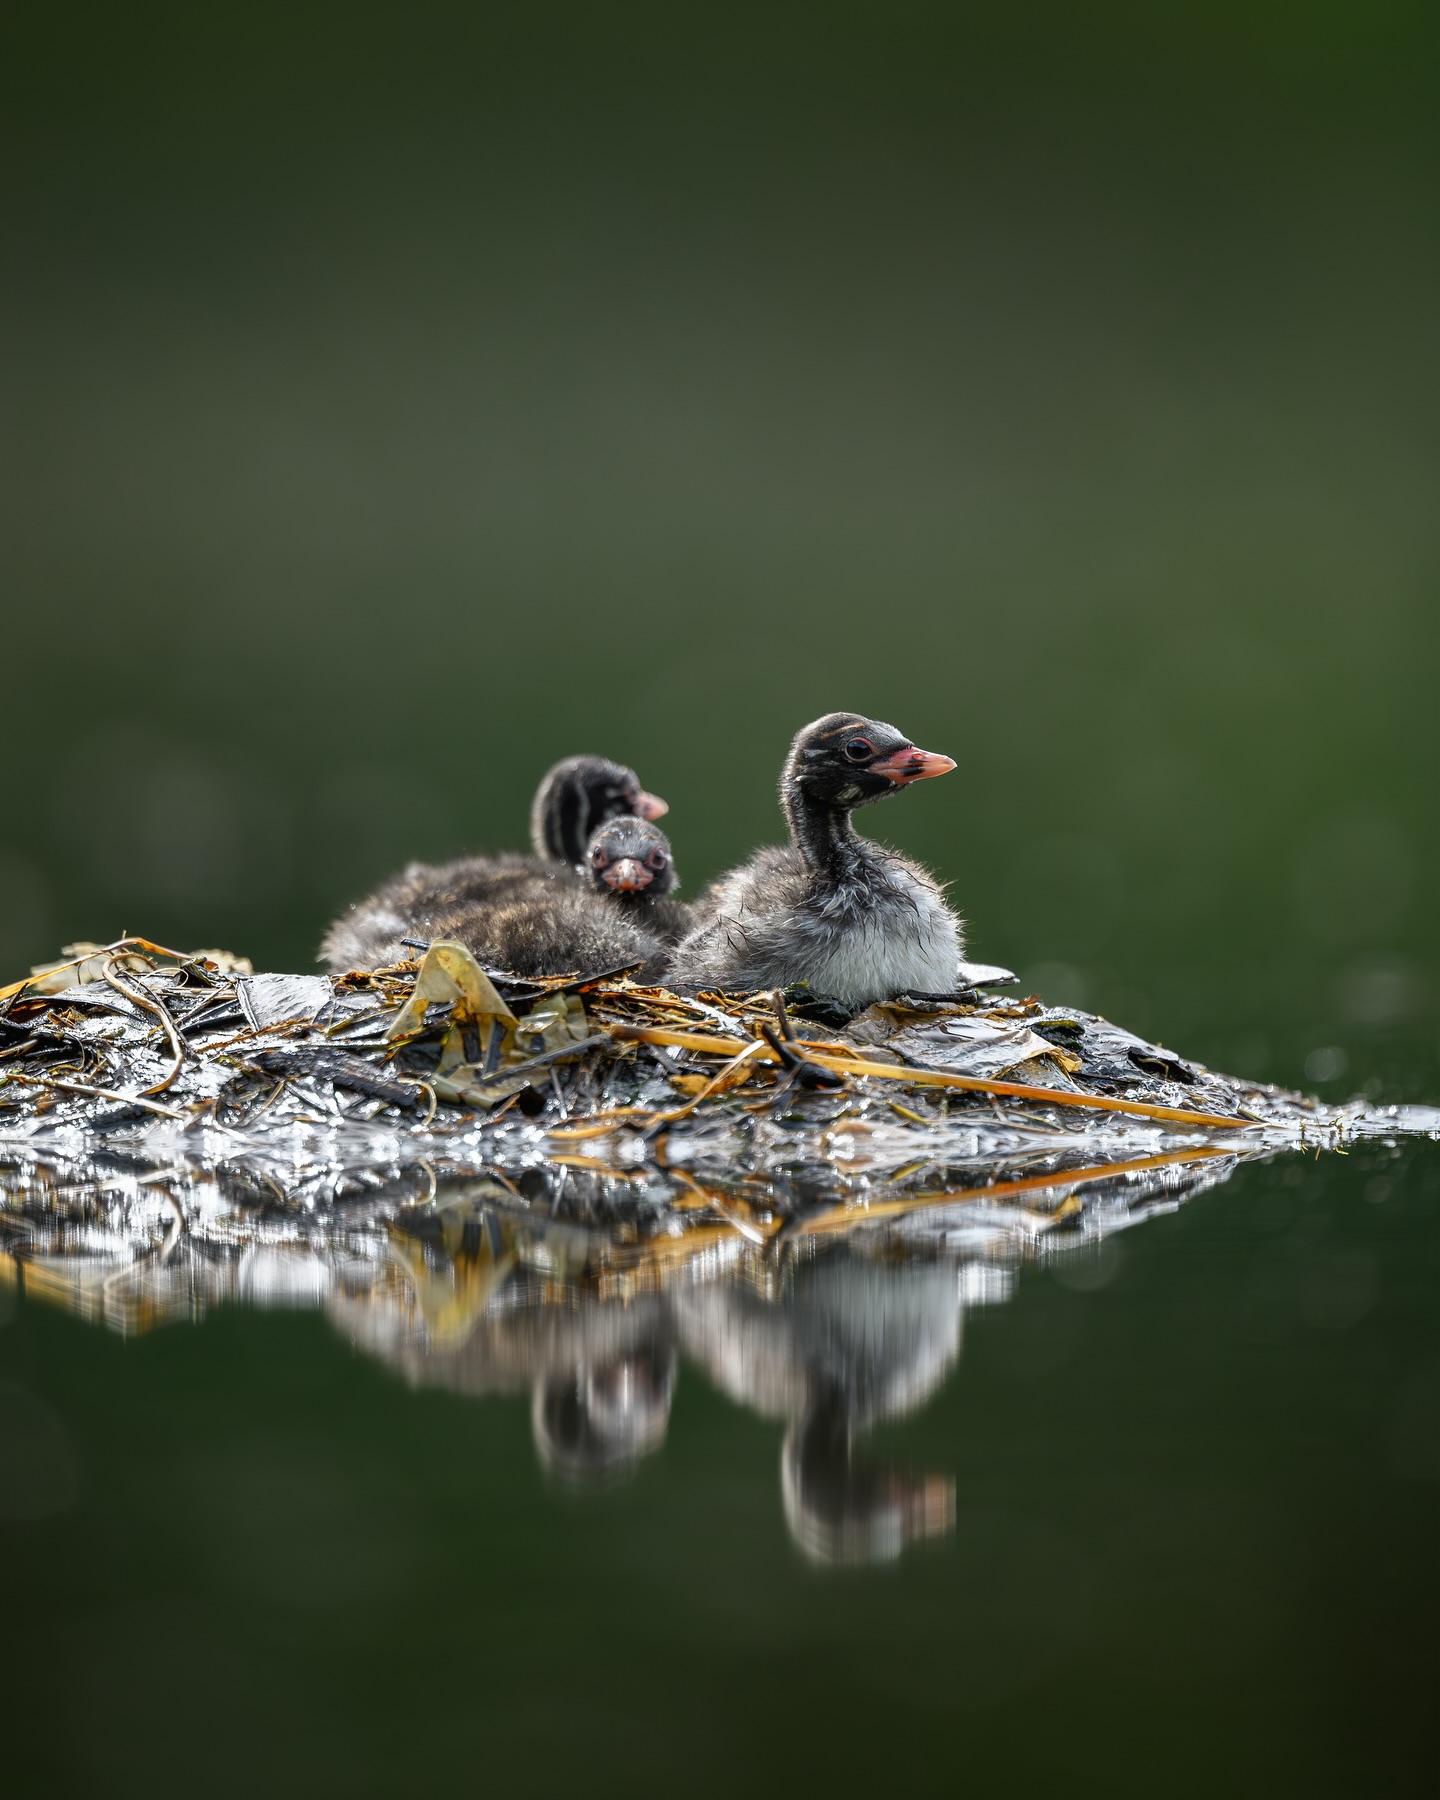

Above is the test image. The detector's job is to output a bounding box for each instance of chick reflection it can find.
[4,1142,1244,1562]
[328,1195,679,1486]
[533,1346,676,1484]
[675,1253,959,1566]
[783,1398,954,1567]
[331,1192,960,1557]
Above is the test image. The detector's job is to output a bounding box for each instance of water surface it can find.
[4,1131,1438,1797]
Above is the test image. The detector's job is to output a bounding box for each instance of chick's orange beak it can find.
[601,857,654,892]
[868,745,957,785]
[636,790,668,821]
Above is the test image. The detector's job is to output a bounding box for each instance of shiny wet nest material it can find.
[0,933,1430,1145]
[0,935,1435,1277]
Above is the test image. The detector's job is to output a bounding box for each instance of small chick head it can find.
[585,817,676,896]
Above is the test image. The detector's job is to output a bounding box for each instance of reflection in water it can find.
[535,1347,677,1482]
[0,1136,1314,1562]
[678,1259,963,1564]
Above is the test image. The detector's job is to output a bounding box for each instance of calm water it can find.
[4,9,1440,1793]
[4,1129,1439,1796]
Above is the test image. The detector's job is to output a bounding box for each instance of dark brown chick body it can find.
[325,821,688,980]
[319,755,667,974]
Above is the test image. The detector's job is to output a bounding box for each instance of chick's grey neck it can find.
[783,780,869,884]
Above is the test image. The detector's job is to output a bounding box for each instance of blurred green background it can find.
[3,3,1438,1101]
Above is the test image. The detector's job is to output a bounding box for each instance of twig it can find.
[395,1078,439,1125]
[102,957,186,1095]
[240,1077,292,1128]
[0,935,201,1003]
[759,1023,847,1090]
[770,988,798,1041]
[12,1076,185,1120]
[462,1033,613,1091]
[547,1038,771,1141]
[602,1024,1252,1131]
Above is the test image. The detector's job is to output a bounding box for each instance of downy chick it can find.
[320,755,666,972]
[666,712,959,1008]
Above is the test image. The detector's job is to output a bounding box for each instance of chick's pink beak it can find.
[601,857,654,892]
[868,745,957,784]
[636,790,668,821]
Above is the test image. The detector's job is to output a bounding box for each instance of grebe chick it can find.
[320,754,667,972]
[584,816,693,948]
[666,712,960,1009]
[321,823,684,981]
[530,756,667,866]
[442,819,686,979]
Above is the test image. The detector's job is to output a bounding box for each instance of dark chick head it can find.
[585,817,677,898]
[531,755,668,866]
[782,713,956,811]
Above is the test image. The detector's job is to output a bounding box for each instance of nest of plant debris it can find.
[0,933,1427,1148]
[3,932,1438,1344]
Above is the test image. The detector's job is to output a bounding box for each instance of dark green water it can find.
[3,7,1439,1793]
[4,1139,1440,1796]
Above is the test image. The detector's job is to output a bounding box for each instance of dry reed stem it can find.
[0,935,200,1002]
[545,1038,771,1141]
[602,1024,1251,1131]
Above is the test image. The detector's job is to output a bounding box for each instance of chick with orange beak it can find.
[529,756,668,866]
[667,712,962,1009]
[321,754,671,974]
[584,817,693,948]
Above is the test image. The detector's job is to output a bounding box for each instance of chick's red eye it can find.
[647,849,668,869]
[590,848,606,865]
[843,737,874,762]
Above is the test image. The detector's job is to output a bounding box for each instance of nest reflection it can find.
[0,1140,1254,1565]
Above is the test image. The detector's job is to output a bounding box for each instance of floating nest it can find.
[1,931,1434,1267]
